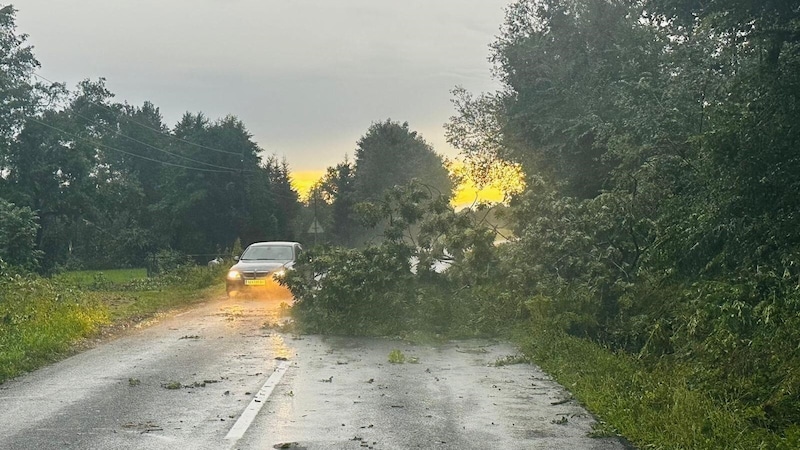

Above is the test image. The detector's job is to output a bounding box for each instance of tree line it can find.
[0,5,454,272]
[0,6,300,272]
[285,0,800,440]
[445,0,800,435]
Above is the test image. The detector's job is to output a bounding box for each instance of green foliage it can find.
[59,262,227,293]
[313,161,357,246]
[231,238,243,258]
[148,248,190,276]
[443,0,800,443]
[0,261,110,382]
[0,262,226,383]
[659,276,800,433]
[0,9,302,272]
[151,116,299,259]
[54,268,148,287]
[0,198,42,270]
[515,326,795,449]
[388,349,406,364]
[283,181,508,337]
[302,121,455,247]
[0,5,45,152]
[485,0,663,198]
[1,0,797,446]
[284,243,415,335]
[353,120,452,203]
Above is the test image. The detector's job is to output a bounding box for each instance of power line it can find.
[29,72,260,172]
[31,72,243,156]
[27,116,303,202]
[26,116,236,173]
[67,109,243,171]
[25,74,303,200]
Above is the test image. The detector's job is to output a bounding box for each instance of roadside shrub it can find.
[167,261,230,289]
[146,248,190,276]
[0,262,109,382]
[0,199,42,271]
[669,276,800,433]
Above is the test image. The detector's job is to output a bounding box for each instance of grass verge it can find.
[514,326,800,450]
[0,266,225,384]
[53,268,148,286]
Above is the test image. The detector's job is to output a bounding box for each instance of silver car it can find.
[226,241,302,297]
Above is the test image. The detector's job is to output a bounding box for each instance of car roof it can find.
[246,241,300,247]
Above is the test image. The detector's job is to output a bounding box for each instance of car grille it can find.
[241,270,271,280]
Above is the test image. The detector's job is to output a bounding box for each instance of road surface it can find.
[0,293,630,449]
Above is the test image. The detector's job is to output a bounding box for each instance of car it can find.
[226,241,302,298]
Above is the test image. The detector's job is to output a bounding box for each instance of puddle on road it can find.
[267,334,292,360]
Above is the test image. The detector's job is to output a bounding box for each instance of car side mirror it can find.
[234,256,240,261]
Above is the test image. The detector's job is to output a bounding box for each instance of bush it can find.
[0,199,42,271]
[0,262,109,382]
[146,248,190,276]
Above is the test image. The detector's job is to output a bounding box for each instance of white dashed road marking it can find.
[225,360,290,445]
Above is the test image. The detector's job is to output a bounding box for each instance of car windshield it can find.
[241,245,293,262]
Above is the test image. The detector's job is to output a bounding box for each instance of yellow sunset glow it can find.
[449,158,526,208]
[451,179,505,208]
[290,170,324,201]
[290,159,524,208]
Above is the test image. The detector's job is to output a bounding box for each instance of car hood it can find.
[229,260,292,273]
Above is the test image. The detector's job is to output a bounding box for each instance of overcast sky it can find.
[13,0,508,173]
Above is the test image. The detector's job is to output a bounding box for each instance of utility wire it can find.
[32,72,243,156]
[27,116,236,173]
[28,115,303,203]
[26,74,303,200]
[30,72,260,172]
[68,109,244,171]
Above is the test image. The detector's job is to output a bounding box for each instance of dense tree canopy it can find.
[450,0,800,279]
[305,120,454,247]
[0,9,300,272]
[0,5,42,152]
[447,0,800,434]
[353,120,452,202]
[314,161,357,246]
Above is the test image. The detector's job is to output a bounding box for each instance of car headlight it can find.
[272,269,286,279]
[227,270,241,280]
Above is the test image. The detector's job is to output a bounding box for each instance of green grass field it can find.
[53,268,148,286]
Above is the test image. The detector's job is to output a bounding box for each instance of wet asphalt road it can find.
[0,293,629,450]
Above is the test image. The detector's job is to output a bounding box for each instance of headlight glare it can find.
[227,270,241,280]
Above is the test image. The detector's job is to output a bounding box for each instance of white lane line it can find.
[225,360,290,443]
